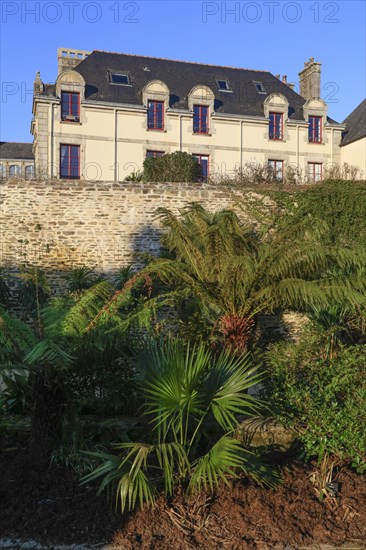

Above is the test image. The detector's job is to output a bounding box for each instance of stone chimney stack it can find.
[34,71,43,95]
[57,47,91,75]
[298,57,321,100]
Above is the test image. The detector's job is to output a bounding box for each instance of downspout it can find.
[114,109,118,182]
[50,103,54,179]
[240,120,243,172]
[179,114,182,151]
[296,124,299,181]
[331,127,334,165]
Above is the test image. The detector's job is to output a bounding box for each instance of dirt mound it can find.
[1,434,365,549]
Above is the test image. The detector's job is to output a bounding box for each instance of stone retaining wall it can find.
[0,179,263,287]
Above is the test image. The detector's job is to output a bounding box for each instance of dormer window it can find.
[147,100,164,130]
[193,105,209,134]
[308,116,322,143]
[269,112,283,140]
[110,72,130,85]
[216,78,231,92]
[61,91,80,122]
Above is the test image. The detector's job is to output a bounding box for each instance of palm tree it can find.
[0,279,116,463]
[82,339,277,512]
[112,204,365,353]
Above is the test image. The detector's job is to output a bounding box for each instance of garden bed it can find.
[1,433,365,549]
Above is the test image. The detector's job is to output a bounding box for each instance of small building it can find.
[341,99,366,178]
[0,142,35,180]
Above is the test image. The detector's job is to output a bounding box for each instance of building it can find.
[340,99,366,177]
[0,142,35,180]
[30,48,363,183]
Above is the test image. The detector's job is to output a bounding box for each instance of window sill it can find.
[147,128,166,132]
[60,120,82,125]
[308,141,324,145]
[192,132,211,136]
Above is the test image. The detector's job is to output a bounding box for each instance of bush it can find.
[82,340,278,512]
[143,151,201,183]
[266,343,366,471]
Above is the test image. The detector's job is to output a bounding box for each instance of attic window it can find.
[216,79,231,92]
[110,72,130,85]
[254,81,266,94]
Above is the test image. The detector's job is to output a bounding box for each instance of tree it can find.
[0,279,115,464]
[122,204,366,352]
[82,339,277,512]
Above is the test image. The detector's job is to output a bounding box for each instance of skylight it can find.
[110,72,131,85]
[254,81,266,94]
[216,78,231,92]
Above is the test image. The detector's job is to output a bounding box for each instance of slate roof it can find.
[341,98,366,146]
[0,142,34,160]
[43,50,340,123]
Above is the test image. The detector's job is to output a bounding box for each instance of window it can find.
[193,105,209,134]
[268,160,283,181]
[216,79,231,92]
[110,72,130,85]
[146,150,165,158]
[269,112,283,140]
[25,165,35,180]
[254,81,266,93]
[308,116,322,143]
[60,144,80,179]
[9,165,21,178]
[61,91,80,122]
[193,154,209,183]
[0,164,5,178]
[308,162,322,183]
[147,100,164,130]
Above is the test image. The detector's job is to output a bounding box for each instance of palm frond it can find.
[189,436,248,492]
[25,339,74,369]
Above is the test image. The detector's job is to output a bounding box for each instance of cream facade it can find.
[31,49,361,183]
[341,137,366,176]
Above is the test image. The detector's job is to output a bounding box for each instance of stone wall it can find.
[0,179,260,288]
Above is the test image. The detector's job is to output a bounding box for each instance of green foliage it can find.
[124,170,143,182]
[0,369,30,413]
[292,180,366,246]
[0,267,11,306]
[138,204,366,351]
[65,266,97,293]
[0,307,37,364]
[17,267,51,315]
[266,343,366,470]
[143,151,201,183]
[82,340,278,512]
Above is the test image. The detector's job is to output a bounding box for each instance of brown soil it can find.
[1,433,365,549]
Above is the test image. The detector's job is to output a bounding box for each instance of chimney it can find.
[57,47,91,75]
[298,57,321,100]
[34,71,43,95]
[282,75,287,83]
[275,74,280,80]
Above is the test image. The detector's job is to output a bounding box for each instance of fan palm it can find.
[82,339,277,512]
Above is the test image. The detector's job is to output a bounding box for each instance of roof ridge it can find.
[91,49,270,74]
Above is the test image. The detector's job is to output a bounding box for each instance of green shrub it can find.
[266,343,366,471]
[82,339,278,512]
[143,151,201,183]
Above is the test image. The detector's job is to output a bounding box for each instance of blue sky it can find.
[1,0,365,142]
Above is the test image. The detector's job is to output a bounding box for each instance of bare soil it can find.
[1,433,365,549]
